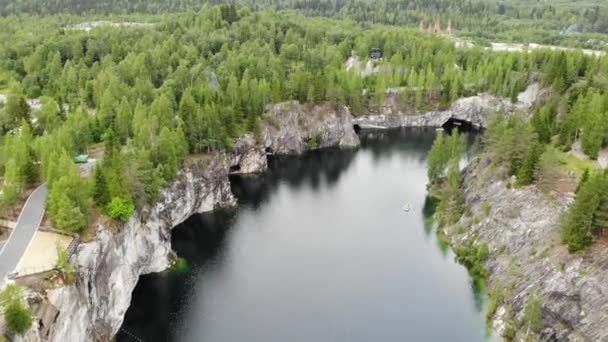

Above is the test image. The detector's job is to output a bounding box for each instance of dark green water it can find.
[117,127,488,342]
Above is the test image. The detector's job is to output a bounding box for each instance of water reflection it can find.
[359,127,436,164]
[118,128,488,342]
[230,148,356,210]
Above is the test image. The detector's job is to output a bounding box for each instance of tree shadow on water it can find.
[230,148,356,210]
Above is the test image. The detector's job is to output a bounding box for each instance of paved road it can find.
[0,184,47,281]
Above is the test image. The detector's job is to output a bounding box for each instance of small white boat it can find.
[403,203,412,212]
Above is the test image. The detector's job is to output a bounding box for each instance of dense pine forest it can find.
[2,0,608,49]
[0,2,608,259]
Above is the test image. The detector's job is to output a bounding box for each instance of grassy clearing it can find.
[553,147,597,176]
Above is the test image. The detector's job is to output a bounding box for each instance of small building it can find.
[369,48,383,60]
[73,155,88,164]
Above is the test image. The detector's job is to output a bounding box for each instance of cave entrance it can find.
[229,164,241,174]
[442,118,473,132]
[353,124,362,134]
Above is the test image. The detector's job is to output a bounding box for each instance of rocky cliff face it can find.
[262,101,360,154]
[446,157,608,341]
[353,84,542,129]
[228,134,268,174]
[31,100,360,342]
[41,155,243,341]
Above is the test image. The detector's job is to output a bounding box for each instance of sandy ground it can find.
[16,231,73,276]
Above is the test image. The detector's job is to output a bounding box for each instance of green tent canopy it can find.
[73,155,88,163]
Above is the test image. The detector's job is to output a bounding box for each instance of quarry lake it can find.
[117,127,489,342]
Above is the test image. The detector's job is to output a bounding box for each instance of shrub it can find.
[107,197,135,222]
[1,285,32,335]
[454,239,490,281]
[168,257,190,276]
[482,202,491,217]
[307,134,322,149]
[473,216,481,225]
[498,244,507,254]
[486,283,503,324]
[4,302,32,335]
[522,290,543,333]
[55,244,76,283]
[453,225,465,235]
[502,324,515,341]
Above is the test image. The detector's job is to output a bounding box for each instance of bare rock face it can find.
[39,156,240,341]
[262,101,360,154]
[354,83,542,129]
[228,134,267,174]
[447,157,608,341]
[354,94,517,129]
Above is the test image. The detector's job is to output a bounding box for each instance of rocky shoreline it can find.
[446,157,608,341]
[27,84,601,342]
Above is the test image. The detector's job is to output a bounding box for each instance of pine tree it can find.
[547,52,568,93]
[437,159,464,225]
[427,132,446,184]
[561,174,602,252]
[38,97,62,133]
[129,149,164,209]
[575,169,590,194]
[592,198,608,234]
[150,94,174,130]
[581,111,602,159]
[155,127,179,181]
[516,142,544,186]
[51,192,87,232]
[178,89,197,152]
[0,159,21,211]
[581,91,604,159]
[2,95,30,133]
[115,97,133,144]
[558,95,585,149]
[531,104,555,144]
[427,129,465,184]
[591,175,608,234]
[93,164,110,207]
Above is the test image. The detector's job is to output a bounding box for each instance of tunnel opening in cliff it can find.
[229,164,241,174]
[442,118,473,132]
[353,124,362,134]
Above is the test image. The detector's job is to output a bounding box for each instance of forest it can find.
[428,62,608,254]
[0,3,607,251]
[2,0,608,49]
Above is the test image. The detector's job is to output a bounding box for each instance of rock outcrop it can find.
[228,134,267,174]
[39,155,242,341]
[446,157,608,341]
[262,101,360,154]
[353,83,540,129]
